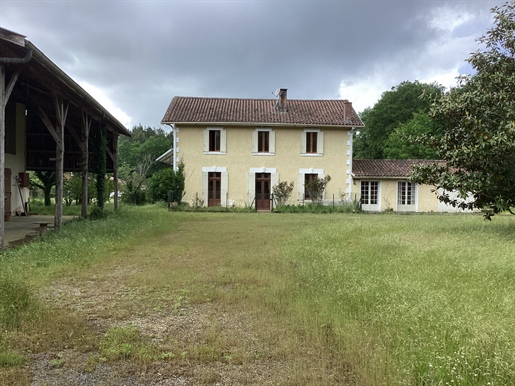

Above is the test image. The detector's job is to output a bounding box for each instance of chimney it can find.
[276,88,288,112]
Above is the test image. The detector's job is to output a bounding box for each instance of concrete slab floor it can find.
[3,215,76,249]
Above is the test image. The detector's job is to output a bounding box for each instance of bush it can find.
[147,163,185,204]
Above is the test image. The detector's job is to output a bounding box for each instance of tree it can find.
[31,171,55,206]
[147,163,186,204]
[118,125,173,178]
[384,111,443,159]
[353,81,444,159]
[305,175,331,205]
[272,181,295,208]
[411,1,515,215]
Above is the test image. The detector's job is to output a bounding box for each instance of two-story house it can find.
[161,89,364,209]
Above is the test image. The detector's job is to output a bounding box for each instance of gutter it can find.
[0,48,33,64]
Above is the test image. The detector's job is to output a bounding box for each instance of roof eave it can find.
[161,121,360,129]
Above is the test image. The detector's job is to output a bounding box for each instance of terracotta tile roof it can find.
[161,96,364,127]
[353,159,443,178]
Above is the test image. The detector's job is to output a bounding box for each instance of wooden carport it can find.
[0,27,130,250]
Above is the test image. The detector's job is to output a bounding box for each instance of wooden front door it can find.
[255,173,271,211]
[208,172,221,206]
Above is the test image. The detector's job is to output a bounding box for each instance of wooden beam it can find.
[31,97,62,151]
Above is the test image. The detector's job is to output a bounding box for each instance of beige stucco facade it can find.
[176,124,353,207]
[354,178,471,213]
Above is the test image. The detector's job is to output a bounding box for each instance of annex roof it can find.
[161,96,364,127]
[353,159,443,178]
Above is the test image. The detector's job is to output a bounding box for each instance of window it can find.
[398,181,416,206]
[257,131,269,153]
[304,173,318,200]
[306,132,317,153]
[361,181,379,205]
[301,130,323,155]
[209,129,221,152]
[204,127,226,153]
[208,172,221,206]
[252,128,275,155]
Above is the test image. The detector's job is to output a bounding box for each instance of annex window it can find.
[203,127,226,154]
[252,128,275,155]
[398,181,416,210]
[301,130,324,155]
[361,181,379,205]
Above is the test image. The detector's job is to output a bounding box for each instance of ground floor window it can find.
[398,181,416,206]
[208,172,221,206]
[361,181,379,205]
[304,173,318,200]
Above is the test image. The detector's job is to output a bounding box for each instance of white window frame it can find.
[203,127,226,154]
[252,128,275,155]
[301,129,324,156]
[248,167,279,205]
[201,166,228,206]
[360,181,381,211]
[298,168,325,201]
[397,181,417,212]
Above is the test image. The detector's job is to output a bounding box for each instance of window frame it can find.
[397,181,417,211]
[252,128,275,155]
[203,127,226,154]
[301,129,324,156]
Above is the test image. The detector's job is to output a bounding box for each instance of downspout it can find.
[348,127,356,200]
[166,123,177,172]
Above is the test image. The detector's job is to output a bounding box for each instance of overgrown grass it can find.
[1,208,514,385]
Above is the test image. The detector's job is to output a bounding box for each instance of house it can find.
[161,89,364,209]
[0,27,130,247]
[352,159,472,213]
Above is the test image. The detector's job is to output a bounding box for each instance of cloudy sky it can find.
[0,0,503,131]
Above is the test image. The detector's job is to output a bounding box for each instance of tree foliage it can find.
[31,171,55,206]
[305,175,331,205]
[147,163,186,204]
[118,125,173,178]
[272,181,295,207]
[354,81,444,159]
[411,1,515,215]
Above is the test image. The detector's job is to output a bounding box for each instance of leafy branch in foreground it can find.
[411,1,515,216]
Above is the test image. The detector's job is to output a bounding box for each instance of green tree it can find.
[411,1,515,216]
[147,163,185,204]
[384,111,443,159]
[354,81,444,159]
[305,175,331,205]
[118,125,173,178]
[272,181,295,208]
[31,171,55,206]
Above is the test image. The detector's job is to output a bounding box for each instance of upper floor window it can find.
[258,131,269,153]
[252,128,275,155]
[209,129,221,152]
[301,129,323,155]
[306,132,317,153]
[204,127,226,154]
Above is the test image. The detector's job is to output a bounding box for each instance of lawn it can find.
[1,207,514,385]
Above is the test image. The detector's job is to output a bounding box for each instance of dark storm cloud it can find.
[0,0,503,128]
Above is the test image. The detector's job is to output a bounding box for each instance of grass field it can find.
[1,207,514,385]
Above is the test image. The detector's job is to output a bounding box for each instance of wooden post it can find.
[53,94,68,230]
[0,65,5,250]
[81,112,91,218]
[113,133,119,210]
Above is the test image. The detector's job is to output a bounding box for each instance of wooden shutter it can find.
[318,131,324,154]
[221,172,229,206]
[269,131,276,154]
[201,172,208,206]
[220,129,227,153]
[248,172,255,205]
[252,131,258,153]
